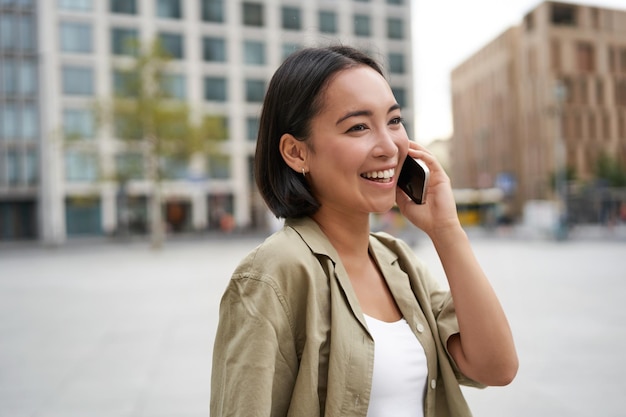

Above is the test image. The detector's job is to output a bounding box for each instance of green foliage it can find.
[594,153,626,187]
[548,166,577,191]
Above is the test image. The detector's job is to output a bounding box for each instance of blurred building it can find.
[0,0,413,243]
[450,1,626,218]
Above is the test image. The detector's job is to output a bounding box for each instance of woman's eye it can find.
[347,124,368,132]
[390,117,405,125]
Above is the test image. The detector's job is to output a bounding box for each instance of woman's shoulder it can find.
[232,225,322,284]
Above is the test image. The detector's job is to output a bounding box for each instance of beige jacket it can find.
[211,217,482,417]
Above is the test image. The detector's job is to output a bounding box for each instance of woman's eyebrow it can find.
[335,104,401,126]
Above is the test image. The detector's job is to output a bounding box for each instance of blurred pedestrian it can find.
[210,45,518,417]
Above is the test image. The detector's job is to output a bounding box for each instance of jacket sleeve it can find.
[210,273,299,417]
[421,264,486,389]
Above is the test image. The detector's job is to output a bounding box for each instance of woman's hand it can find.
[395,141,461,239]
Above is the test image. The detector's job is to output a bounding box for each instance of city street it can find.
[0,230,625,417]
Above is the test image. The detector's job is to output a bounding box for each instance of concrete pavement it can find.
[0,232,624,416]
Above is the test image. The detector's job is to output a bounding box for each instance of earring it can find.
[301,168,306,177]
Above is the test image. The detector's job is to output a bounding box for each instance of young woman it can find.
[210,45,518,417]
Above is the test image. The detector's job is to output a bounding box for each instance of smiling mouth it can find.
[361,168,395,183]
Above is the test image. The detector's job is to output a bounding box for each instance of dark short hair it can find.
[254,45,384,219]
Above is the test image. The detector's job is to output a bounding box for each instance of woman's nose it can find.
[373,129,400,158]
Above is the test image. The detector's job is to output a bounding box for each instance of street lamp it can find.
[554,79,568,240]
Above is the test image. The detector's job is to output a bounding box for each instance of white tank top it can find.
[364,314,428,417]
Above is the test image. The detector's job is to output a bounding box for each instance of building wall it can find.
[1,0,414,242]
[450,1,626,218]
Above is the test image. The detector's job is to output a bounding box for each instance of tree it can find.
[594,152,626,187]
[97,40,226,248]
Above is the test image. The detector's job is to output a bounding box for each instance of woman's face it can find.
[305,65,409,217]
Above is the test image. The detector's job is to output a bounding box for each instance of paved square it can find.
[0,232,624,416]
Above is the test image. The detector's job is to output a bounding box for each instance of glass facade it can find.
[319,11,337,34]
[245,79,265,102]
[242,2,263,27]
[201,0,223,23]
[62,66,94,95]
[204,77,227,101]
[243,40,265,65]
[387,17,404,39]
[63,108,95,139]
[162,74,186,99]
[354,14,371,37]
[203,37,226,62]
[158,32,184,59]
[156,0,181,19]
[111,28,139,56]
[281,6,301,30]
[64,150,98,181]
[59,0,93,11]
[60,22,92,53]
[388,52,405,74]
[110,0,137,14]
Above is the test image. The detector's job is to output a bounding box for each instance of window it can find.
[62,66,94,95]
[244,40,265,65]
[282,6,301,30]
[19,60,36,94]
[59,0,92,11]
[1,59,16,94]
[246,117,259,141]
[576,42,595,73]
[202,37,226,62]
[596,79,604,106]
[201,0,223,23]
[18,15,34,51]
[0,58,19,95]
[0,15,15,49]
[282,43,300,60]
[0,14,34,51]
[64,108,94,139]
[242,2,263,27]
[65,150,98,181]
[110,0,137,14]
[551,4,576,26]
[115,152,144,179]
[354,15,371,37]
[1,103,17,139]
[162,74,186,99]
[204,76,227,101]
[158,32,184,59]
[113,69,139,97]
[60,22,92,53]
[156,0,181,19]
[21,103,37,140]
[245,79,265,102]
[387,17,404,39]
[111,28,138,56]
[319,11,337,34]
[391,87,407,108]
[388,52,405,74]
[551,39,561,71]
[616,80,626,107]
[25,150,37,185]
[208,154,230,179]
[6,150,18,185]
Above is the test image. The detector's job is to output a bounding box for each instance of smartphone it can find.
[397,157,430,205]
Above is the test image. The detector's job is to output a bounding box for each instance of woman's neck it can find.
[312,209,371,259]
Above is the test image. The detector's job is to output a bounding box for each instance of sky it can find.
[412,0,626,145]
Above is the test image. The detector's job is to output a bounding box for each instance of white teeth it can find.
[362,168,395,179]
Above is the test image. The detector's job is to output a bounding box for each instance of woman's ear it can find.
[279,133,308,174]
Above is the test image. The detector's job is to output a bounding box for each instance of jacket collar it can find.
[284,217,400,266]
